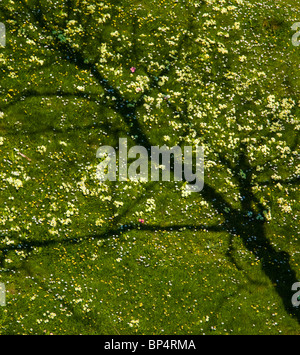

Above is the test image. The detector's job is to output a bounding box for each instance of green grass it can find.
[0,0,299,335]
[3,227,299,335]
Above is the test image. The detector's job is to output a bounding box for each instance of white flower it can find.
[145,198,156,212]
[59,218,72,225]
[6,177,23,189]
[86,4,96,13]
[281,205,292,213]
[110,30,120,37]
[263,209,272,221]
[113,200,124,208]
[233,22,240,30]
[128,319,139,327]
[218,46,228,54]
[77,178,90,195]
[95,218,104,226]
[36,145,46,154]
[48,312,56,319]
[49,217,57,228]
[29,55,44,66]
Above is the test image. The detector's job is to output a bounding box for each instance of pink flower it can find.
[130,67,136,73]
[138,218,144,224]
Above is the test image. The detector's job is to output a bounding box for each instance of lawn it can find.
[0,0,299,335]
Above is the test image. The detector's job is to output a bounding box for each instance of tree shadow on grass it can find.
[1,0,299,326]
[202,148,300,323]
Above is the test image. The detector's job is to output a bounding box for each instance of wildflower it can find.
[48,312,56,319]
[95,218,104,226]
[6,177,23,189]
[110,30,120,37]
[86,4,96,13]
[29,55,44,66]
[130,67,136,73]
[128,319,139,327]
[233,22,240,30]
[114,201,124,208]
[36,145,46,154]
[49,217,57,228]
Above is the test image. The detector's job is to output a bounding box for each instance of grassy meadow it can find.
[0,0,299,335]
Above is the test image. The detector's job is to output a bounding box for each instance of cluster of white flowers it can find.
[29,55,44,66]
[6,176,23,189]
[277,198,292,214]
[36,145,46,154]
[127,75,150,93]
[145,198,156,213]
[128,319,139,328]
[77,176,90,195]
[114,200,124,208]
